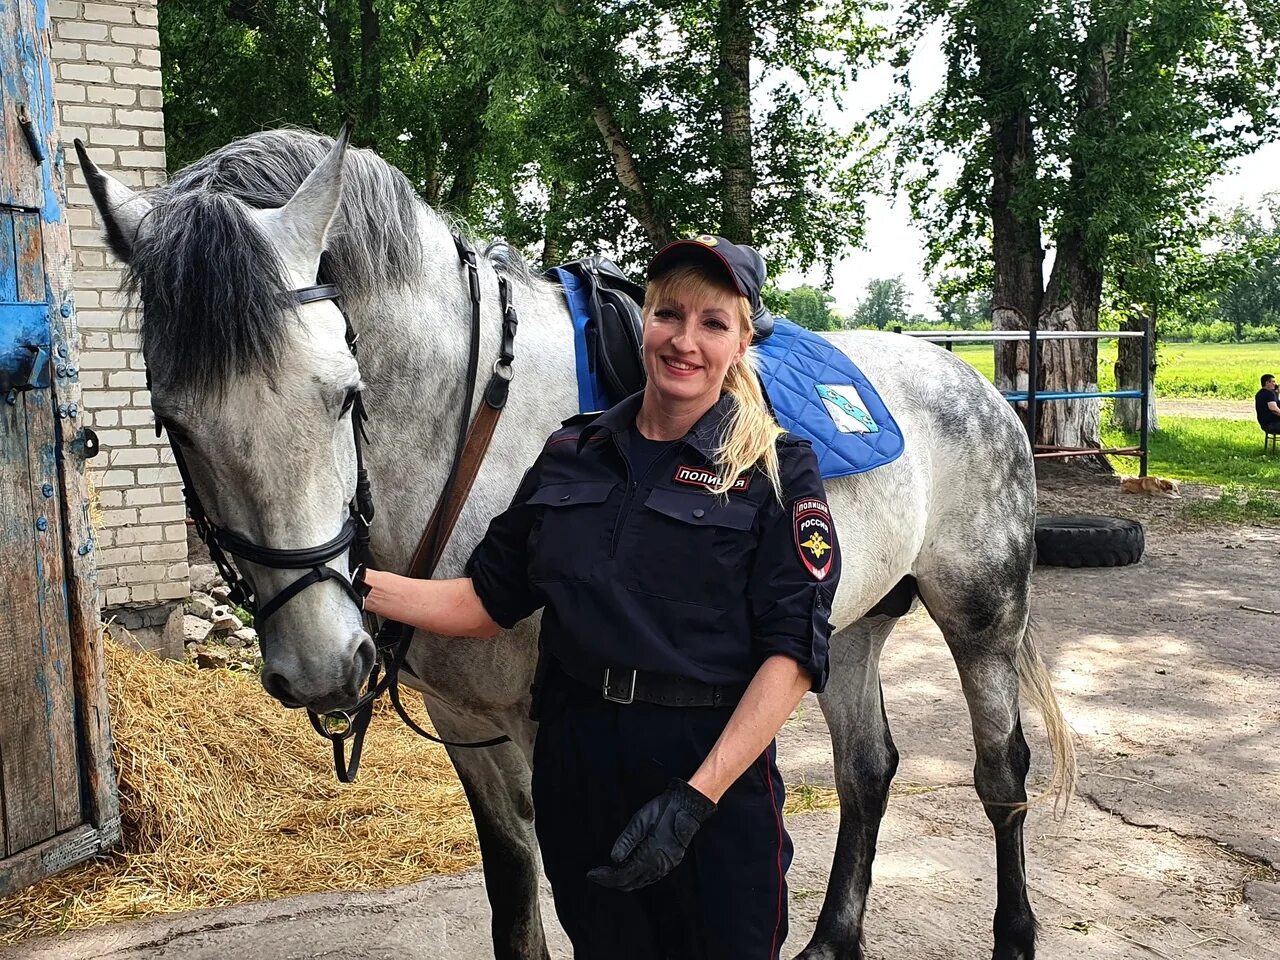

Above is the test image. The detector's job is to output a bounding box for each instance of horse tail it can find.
[1017,618,1077,817]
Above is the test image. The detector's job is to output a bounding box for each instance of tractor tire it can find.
[1034,515,1145,568]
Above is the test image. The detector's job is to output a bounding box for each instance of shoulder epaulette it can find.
[777,431,813,449]
[560,411,601,428]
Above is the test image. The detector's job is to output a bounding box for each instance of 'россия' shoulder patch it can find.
[793,497,834,580]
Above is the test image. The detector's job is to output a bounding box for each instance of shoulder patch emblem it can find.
[673,463,751,493]
[793,498,834,580]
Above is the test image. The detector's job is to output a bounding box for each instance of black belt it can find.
[553,655,748,708]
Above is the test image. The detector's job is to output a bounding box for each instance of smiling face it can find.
[642,266,751,410]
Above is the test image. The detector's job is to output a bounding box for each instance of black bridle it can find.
[158,236,516,781]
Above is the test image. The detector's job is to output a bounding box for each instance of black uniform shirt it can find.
[465,392,840,691]
[1257,387,1280,428]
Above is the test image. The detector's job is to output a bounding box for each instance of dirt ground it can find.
[6,466,1279,959]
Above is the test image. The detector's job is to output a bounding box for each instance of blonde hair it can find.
[644,265,785,500]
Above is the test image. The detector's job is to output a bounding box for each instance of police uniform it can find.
[466,389,839,960]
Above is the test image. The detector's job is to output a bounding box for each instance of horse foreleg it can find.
[427,697,550,960]
[796,616,899,960]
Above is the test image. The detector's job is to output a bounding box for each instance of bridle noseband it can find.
[157,239,517,781]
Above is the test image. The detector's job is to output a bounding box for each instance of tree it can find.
[883,0,1280,452]
[853,277,909,330]
[937,291,991,330]
[1213,199,1280,341]
[160,0,506,223]
[783,284,840,331]
[160,1,882,279]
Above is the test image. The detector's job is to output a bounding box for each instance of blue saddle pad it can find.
[756,319,904,479]
[547,266,611,413]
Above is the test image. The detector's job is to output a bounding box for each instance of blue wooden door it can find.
[0,0,90,884]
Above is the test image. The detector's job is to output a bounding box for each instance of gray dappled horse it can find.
[81,130,1074,960]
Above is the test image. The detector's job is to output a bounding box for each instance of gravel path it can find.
[1160,397,1255,421]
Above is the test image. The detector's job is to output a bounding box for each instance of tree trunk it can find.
[975,12,1045,399]
[1033,25,1127,457]
[1113,307,1158,434]
[543,180,568,268]
[1037,227,1104,452]
[718,0,753,244]
[583,81,672,249]
[987,107,1045,396]
[357,0,382,139]
[322,2,356,117]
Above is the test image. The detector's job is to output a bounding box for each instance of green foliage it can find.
[852,277,909,330]
[936,290,991,330]
[782,284,841,331]
[881,0,1280,317]
[1210,198,1280,340]
[954,340,1278,400]
[159,0,882,276]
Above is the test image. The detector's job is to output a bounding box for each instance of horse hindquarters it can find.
[796,616,901,960]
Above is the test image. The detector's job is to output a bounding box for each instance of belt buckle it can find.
[602,668,636,704]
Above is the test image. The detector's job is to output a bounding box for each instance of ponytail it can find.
[714,352,784,500]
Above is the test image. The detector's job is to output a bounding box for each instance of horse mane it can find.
[129,128,424,395]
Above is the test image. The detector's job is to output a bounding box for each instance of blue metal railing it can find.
[892,326,1152,476]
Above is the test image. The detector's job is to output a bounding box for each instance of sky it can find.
[776,30,1280,320]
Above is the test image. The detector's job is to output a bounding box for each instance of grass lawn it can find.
[951,340,1280,400]
[919,340,1280,520]
[1105,415,1280,522]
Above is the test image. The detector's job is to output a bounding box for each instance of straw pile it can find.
[0,636,480,944]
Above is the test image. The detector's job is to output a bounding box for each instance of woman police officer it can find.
[361,235,840,958]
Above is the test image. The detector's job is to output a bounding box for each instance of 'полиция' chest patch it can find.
[672,463,751,493]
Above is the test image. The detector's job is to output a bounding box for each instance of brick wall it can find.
[51,0,189,616]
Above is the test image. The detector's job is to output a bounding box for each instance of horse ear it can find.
[275,124,350,264]
[74,139,151,263]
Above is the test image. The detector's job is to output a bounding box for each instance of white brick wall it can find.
[53,0,189,610]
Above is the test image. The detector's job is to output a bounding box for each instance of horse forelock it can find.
[134,128,425,396]
[129,189,295,398]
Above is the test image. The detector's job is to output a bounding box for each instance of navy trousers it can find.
[532,672,793,960]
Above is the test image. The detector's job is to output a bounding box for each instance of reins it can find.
[158,235,518,781]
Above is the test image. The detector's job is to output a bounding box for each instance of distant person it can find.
[1258,374,1280,433]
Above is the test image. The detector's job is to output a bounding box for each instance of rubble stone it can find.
[183,615,212,643]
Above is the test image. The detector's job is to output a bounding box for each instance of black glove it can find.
[586,779,717,892]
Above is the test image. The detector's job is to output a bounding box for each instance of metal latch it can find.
[17,103,45,163]
[5,344,49,404]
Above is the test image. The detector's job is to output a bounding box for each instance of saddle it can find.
[546,255,777,412]
[545,257,647,409]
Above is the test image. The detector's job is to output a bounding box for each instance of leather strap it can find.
[407,400,504,578]
[552,656,748,709]
[404,272,518,580]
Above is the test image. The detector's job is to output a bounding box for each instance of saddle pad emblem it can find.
[817,383,880,434]
[793,498,834,581]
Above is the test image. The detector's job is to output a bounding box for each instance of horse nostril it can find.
[263,670,300,706]
[353,634,376,681]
